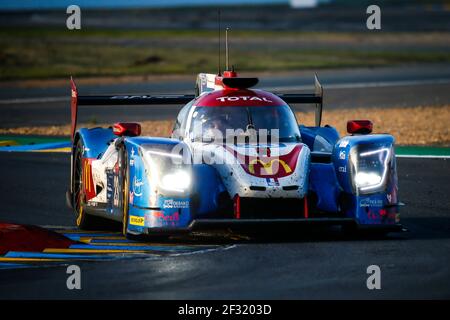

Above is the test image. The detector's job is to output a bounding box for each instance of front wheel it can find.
[72,139,100,229]
[118,145,131,237]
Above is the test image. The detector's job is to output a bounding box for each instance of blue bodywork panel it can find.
[123,137,193,233]
[300,125,340,151]
[309,163,340,213]
[332,134,398,225]
[192,164,227,216]
[76,127,115,158]
[305,128,399,226]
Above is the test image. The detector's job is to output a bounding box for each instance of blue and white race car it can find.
[67,69,402,238]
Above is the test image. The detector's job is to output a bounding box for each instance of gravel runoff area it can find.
[0,105,449,146]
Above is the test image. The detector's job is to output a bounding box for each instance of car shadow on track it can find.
[398,217,450,240]
[131,225,409,245]
[71,216,450,245]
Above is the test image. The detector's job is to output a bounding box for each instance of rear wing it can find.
[275,74,323,127]
[70,77,195,142]
[70,74,323,141]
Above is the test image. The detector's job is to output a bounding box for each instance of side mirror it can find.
[347,120,373,135]
[113,122,141,137]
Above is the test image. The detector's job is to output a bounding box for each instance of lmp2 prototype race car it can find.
[67,68,402,238]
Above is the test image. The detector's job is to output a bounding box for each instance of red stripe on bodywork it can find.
[304,197,309,219]
[234,194,241,219]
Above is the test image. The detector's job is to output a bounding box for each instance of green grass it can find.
[0,27,361,39]
[1,27,450,80]
[0,135,67,144]
[396,146,450,156]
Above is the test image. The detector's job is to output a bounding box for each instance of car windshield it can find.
[189,105,301,143]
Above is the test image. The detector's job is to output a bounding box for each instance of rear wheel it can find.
[72,139,100,230]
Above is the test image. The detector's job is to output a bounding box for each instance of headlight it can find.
[142,145,192,194]
[160,170,191,193]
[350,146,392,194]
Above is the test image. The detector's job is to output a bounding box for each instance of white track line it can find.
[0,96,69,105]
[396,154,450,159]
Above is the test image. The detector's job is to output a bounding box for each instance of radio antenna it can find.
[225,27,230,71]
[217,10,221,75]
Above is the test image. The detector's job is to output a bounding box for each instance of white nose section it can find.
[198,143,310,199]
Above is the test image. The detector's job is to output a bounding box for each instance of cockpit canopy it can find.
[189,105,301,143]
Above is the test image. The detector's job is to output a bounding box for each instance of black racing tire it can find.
[118,144,131,238]
[72,138,102,230]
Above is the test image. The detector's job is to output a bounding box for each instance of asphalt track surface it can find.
[0,152,449,299]
[1,64,450,128]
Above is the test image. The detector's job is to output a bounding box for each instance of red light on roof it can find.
[347,120,373,135]
[113,122,142,137]
[223,70,237,78]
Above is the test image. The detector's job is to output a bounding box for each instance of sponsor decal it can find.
[367,210,378,220]
[266,178,280,187]
[149,211,180,225]
[339,150,346,160]
[130,148,135,166]
[163,199,190,209]
[338,166,346,173]
[367,208,389,220]
[129,215,145,226]
[133,176,144,197]
[360,198,383,207]
[112,95,187,100]
[228,145,301,178]
[216,96,273,103]
[249,158,292,176]
[339,140,349,148]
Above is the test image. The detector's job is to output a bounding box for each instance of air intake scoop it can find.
[222,77,259,89]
